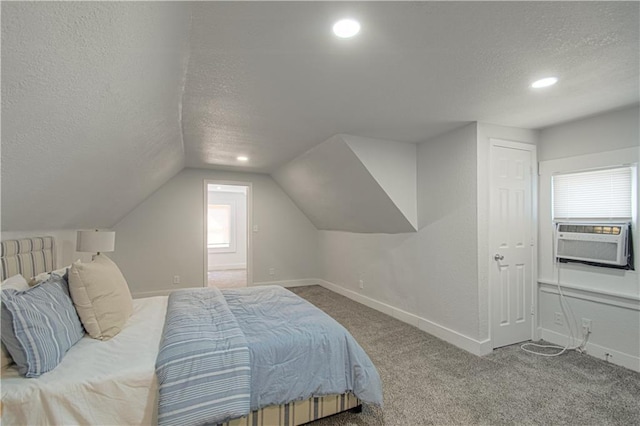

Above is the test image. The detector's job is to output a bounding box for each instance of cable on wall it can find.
[521,228,590,357]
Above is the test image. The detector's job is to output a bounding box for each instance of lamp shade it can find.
[76,230,116,253]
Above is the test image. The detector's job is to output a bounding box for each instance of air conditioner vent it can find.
[555,222,630,267]
[557,224,622,235]
[557,239,618,262]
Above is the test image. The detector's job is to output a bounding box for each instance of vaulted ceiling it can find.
[1,2,191,230]
[2,2,638,231]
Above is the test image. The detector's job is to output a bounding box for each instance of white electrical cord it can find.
[521,229,590,357]
[521,280,589,356]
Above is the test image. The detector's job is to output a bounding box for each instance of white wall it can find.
[319,124,488,353]
[537,105,640,371]
[110,168,319,295]
[318,122,540,354]
[538,105,639,161]
[207,191,247,270]
[417,123,480,339]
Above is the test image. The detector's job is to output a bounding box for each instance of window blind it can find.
[553,167,632,220]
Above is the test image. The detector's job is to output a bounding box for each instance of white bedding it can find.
[1,296,168,426]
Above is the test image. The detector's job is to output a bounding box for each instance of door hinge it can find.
[530,305,535,316]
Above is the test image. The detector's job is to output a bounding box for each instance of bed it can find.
[1,237,382,425]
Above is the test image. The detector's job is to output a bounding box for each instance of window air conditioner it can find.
[555,222,630,267]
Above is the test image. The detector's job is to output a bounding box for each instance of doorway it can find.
[489,139,537,349]
[204,181,251,288]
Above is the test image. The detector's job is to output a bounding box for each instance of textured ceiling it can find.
[1,2,191,231]
[2,2,638,231]
[183,1,639,172]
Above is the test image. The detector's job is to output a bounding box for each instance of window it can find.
[208,204,232,248]
[552,166,633,220]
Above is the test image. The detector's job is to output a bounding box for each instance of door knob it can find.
[494,254,504,261]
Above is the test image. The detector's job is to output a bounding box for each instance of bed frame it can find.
[1,236,363,426]
[219,393,361,426]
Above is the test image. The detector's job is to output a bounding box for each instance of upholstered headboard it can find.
[0,237,56,281]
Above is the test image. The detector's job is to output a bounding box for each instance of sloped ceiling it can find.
[1,2,191,231]
[344,135,417,229]
[273,135,417,234]
[1,2,638,232]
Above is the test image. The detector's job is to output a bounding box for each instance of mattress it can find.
[1,296,168,425]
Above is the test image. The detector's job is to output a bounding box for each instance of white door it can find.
[490,140,536,349]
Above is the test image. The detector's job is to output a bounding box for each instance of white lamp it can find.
[76,230,116,257]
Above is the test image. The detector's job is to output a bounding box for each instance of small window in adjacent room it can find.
[208,204,232,249]
[553,166,633,220]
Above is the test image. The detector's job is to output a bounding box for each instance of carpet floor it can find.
[289,285,640,426]
[208,269,247,288]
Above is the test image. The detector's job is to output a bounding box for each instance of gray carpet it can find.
[289,285,640,426]
[208,269,247,288]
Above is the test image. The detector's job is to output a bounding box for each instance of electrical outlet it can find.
[268,268,275,276]
[358,279,364,289]
[581,318,592,333]
[173,275,180,285]
[554,312,563,326]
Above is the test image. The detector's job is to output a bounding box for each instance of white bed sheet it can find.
[1,296,168,426]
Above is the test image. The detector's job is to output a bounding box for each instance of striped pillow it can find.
[1,274,30,369]
[1,274,84,377]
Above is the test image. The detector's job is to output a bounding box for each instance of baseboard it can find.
[540,328,640,372]
[132,279,317,298]
[208,263,247,271]
[251,278,320,288]
[317,279,492,356]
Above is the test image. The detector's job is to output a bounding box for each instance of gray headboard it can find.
[0,236,56,281]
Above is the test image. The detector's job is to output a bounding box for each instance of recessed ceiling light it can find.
[333,19,360,38]
[531,77,558,88]
[237,156,249,162]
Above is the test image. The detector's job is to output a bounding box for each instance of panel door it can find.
[490,142,534,348]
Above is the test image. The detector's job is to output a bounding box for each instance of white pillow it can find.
[2,274,29,291]
[28,266,71,287]
[68,254,133,340]
[1,274,29,368]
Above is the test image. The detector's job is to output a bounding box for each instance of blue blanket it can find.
[156,286,383,425]
[156,287,251,426]
[222,286,383,410]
